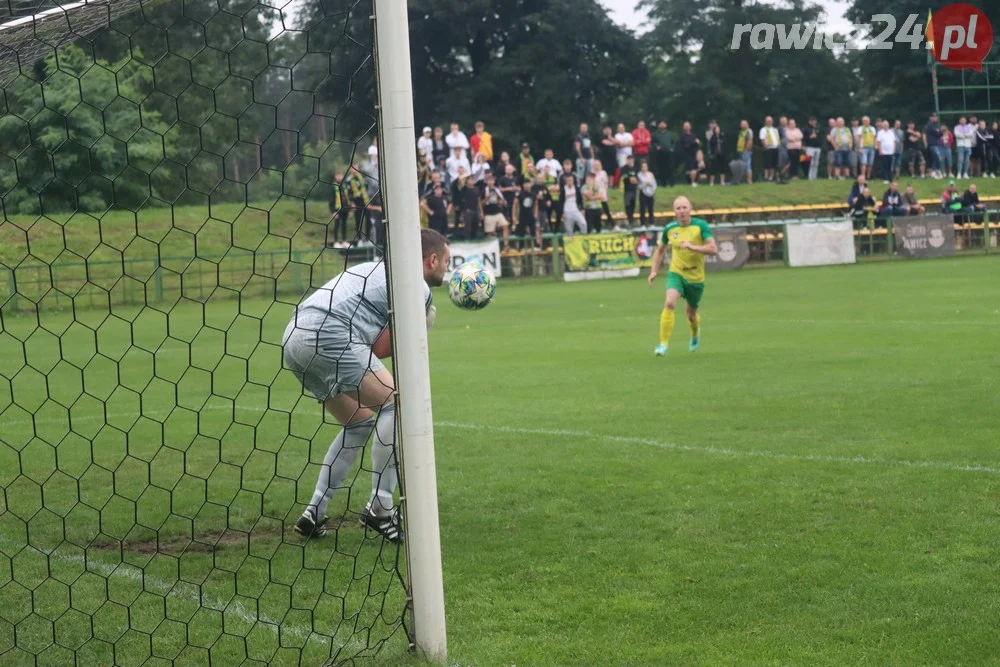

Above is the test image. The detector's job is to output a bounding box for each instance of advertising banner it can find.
[563,232,653,272]
[786,221,856,267]
[444,239,502,280]
[893,216,956,258]
[703,228,749,272]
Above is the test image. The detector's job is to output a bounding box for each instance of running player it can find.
[283,229,450,542]
[647,196,717,356]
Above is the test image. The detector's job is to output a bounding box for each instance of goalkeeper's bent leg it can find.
[307,416,376,517]
[367,400,397,517]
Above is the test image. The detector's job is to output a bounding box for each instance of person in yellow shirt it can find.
[647,196,718,356]
[472,121,494,162]
[858,115,877,180]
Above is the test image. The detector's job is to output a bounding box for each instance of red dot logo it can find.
[928,3,994,71]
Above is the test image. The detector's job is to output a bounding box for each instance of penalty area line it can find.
[436,421,1000,476]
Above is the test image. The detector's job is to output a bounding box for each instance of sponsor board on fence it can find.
[786,221,856,267]
[445,239,502,280]
[893,216,956,259]
[564,228,748,280]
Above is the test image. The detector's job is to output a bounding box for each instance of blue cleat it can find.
[654,343,668,357]
[689,334,700,352]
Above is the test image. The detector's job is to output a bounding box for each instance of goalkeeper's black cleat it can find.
[295,509,329,538]
[362,509,403,544]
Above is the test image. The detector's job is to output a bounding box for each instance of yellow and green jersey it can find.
[860,125,876,148]
[660,218,713,283]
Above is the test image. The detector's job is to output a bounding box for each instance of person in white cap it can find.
[417,126,434,166]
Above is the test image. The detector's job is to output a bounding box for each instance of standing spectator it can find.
[445,146,471,185]
[976,120,994,178]
[892,120,905,179]
[592,159,613,227]
[632,120,651,166]
[542,161,561,223]
[830,117,853,180]
[954,116,974,179]
[902,184,925,214]
[924,112,943,178]
[620,154,639,227]
[420,182,452,236]
[431,126,449,165]
[759,116,780,182]
[574,123,593,181]
[514,179,542,248]
[680,122,701,186]
[518,143,535,182]
[535,149,561,182]
[903,122,926,178]
[533,172,553,232]
[637,161,657,225]
[969,115,980,175]
[651,120,676,186]
[705,120,717,144]
[558,174,587,235]
[328,170,347,248]
[459,173,482,239]
[849,118,861,177]
[881,182,908,216]
[614,123,634,173]
[558,159,576,192]
[421,169,444,199]
[471,121,493,163]
[481,172,510,249]
[498,164,519,224]
[972,119,988,178]
[582,172,603,233]
[470,153,490,182]
[496,152,515,182]
[986,121,1000,178]
[940,123,955,178]
[857,116,876,180]
[785,119,803,180]
[736,120,754,184]
[599,126,618,187]
[417,127,434,166]
[344,166,368,241]
[446,122,470,159]
[707,123,727,185]
[803,117,822,181]
[825,117,837,179]
[777,116,790,180]
[876,120,898,183]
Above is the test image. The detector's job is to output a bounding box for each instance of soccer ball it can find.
[448,262,496,310]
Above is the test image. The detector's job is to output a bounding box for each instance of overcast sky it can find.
[599,0,855,35]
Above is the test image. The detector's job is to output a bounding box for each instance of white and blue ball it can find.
[447,262,496,310]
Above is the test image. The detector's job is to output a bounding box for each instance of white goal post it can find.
[372,0,447,662]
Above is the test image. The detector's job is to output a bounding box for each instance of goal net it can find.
[0,0,430,664]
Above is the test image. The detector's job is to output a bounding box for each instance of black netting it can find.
[0,0,408,664]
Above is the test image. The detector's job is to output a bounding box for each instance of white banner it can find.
[444,239,502,280]
[786,221,856,267]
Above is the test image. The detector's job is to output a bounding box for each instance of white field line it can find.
[436,421,1000,476]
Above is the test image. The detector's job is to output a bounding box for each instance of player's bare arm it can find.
[647,241,668,286]
[680,238,718,255]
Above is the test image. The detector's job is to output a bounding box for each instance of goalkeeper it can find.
[647,196,717,356]
[283,229,450,542]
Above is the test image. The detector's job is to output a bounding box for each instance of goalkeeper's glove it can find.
[425,304,436,331]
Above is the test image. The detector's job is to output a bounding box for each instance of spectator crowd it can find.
[325,113,999,247]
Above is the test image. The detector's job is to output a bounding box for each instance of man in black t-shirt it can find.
[514,179,542,247]
[459,176,482,240]
[532,172,553,232]
[420,183,451,236]
[903,122,926,177]
[497,164,519,225]
[481,172,510,248]
[803,117,822,181]
[619,154,639,227]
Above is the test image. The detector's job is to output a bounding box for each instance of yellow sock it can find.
[659,309,675,346]
[689,314,700,337]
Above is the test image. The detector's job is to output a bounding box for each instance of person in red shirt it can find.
[632,120,652,165]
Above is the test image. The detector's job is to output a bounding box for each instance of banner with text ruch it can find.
[893,216,956,258]
[563,232,657,271]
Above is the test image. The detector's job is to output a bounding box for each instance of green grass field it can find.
[2,254,1000,665]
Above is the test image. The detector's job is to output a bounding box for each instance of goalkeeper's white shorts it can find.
[281,322,384,401]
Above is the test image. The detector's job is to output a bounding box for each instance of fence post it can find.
[886,218,894,256]
[550,234,561,278]
[782,224,789,265]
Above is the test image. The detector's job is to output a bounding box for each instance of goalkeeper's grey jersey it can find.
[291,261,431,344]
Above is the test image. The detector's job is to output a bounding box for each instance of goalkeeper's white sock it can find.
[367,401,398,518]
[307,416,376,518]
